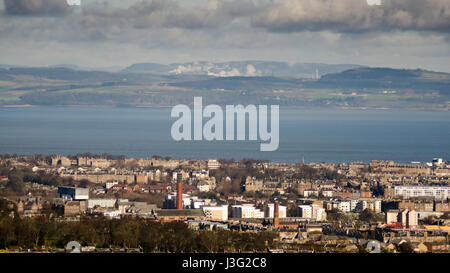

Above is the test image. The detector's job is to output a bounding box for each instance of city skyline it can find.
[1,0,449,260]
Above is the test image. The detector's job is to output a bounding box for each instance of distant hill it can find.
[0,67,116,82]
[0,66,168,84]
[121,61,362,78]
[1,65,449,110]
[312,67,450,92]
[122,63,173,74]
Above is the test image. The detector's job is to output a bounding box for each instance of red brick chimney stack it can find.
[274,200,280,227]
[176,174,183,210]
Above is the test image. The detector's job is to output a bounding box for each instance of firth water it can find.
[0,107,448,163]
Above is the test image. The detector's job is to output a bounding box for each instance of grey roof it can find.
[156,209,205,217]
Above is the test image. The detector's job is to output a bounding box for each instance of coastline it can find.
[1,104,448,111]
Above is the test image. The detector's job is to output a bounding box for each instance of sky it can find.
[0,0,449,72]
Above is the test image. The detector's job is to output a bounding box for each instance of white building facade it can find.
[202,205,228,221]
[265,203,287,218]
[394,186,450,200]
[231,204,264,219]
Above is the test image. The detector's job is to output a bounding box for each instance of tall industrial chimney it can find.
[274,200,279,227]
[176,173,183,210]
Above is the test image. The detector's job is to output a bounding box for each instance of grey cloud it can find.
[0,1,448,73]
[251,0,450,33]
[1,0,449,54]
[116,0,252,29]
[4,0,70,15]
[3,0,449,35]
[44,0,255,42]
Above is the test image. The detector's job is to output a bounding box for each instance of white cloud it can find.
[366,0,381,6]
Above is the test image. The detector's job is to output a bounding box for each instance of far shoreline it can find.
[1,105,448,112]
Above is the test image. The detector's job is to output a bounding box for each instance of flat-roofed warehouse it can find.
[155,209,205,222]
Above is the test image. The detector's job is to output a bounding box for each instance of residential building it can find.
[207,159,221,170]
[299,204,327,221]
[394,186,450,200]
[231,204,264,219]
[385,209,418,228]
[244,177,263,192]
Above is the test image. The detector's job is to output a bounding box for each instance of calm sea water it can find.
[0,107,449,163]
